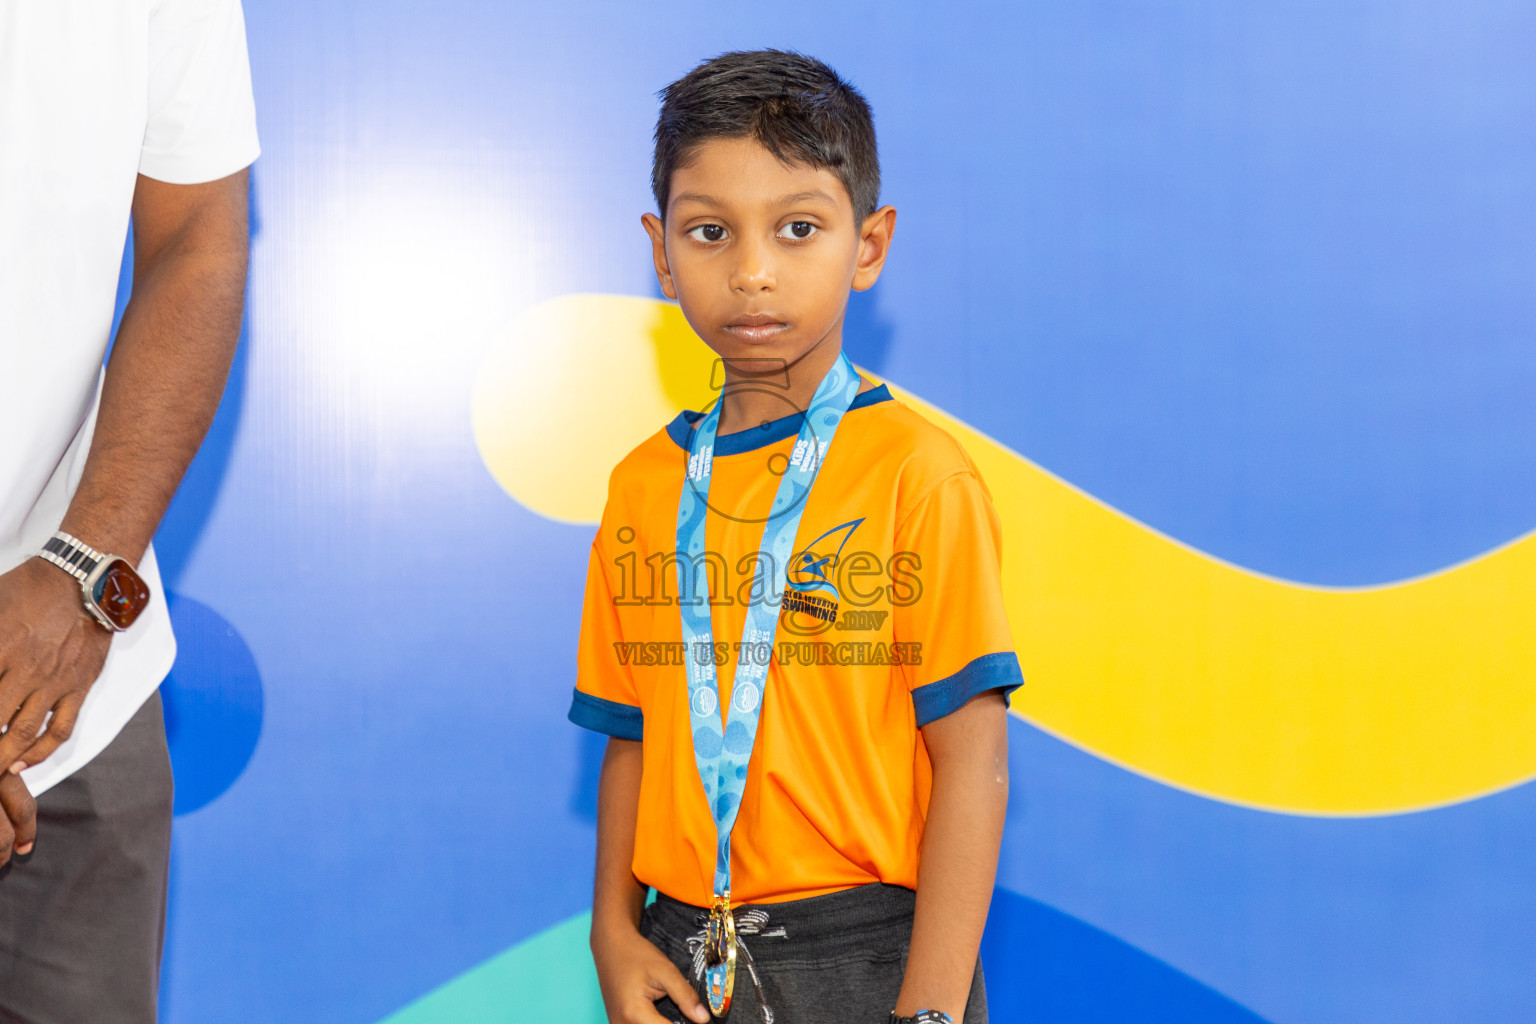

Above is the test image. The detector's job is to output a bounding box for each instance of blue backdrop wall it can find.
[139,2,1536,1021]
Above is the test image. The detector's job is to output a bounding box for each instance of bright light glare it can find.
[297,162,546,456]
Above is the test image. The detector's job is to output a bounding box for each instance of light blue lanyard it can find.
[676,352,862,898]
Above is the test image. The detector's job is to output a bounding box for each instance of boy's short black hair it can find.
[652,50,880,221]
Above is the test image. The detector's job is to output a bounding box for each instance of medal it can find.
[675,353,862,1016]
[703,891,737,1015]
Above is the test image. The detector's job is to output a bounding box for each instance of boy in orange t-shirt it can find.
[570,50,1022,1024]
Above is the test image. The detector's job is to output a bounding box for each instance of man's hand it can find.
[0,771,38,863]
[592,919,710,1024]
[0,558,111,776]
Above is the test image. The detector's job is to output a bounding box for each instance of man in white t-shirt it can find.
[0,1,259,1018]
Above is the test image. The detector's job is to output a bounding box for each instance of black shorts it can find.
[640,882,987,1024]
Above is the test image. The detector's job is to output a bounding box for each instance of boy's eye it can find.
[779,221,817,240]
[688,224,727,243]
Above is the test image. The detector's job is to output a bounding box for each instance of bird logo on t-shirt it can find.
[781,518,865,633]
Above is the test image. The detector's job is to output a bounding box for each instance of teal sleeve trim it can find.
[911,652,1025,727]
[568,690,644,741]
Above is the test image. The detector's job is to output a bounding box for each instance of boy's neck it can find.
[715,337,869,436]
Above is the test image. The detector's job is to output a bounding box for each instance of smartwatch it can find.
[36,531,152,632]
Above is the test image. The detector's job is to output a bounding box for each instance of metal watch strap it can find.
[890,1012,954,1024]
[38,531,103,583]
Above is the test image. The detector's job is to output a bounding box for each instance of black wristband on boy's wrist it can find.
[889,1012,953,1024]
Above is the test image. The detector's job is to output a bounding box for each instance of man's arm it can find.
[0,168,249,779]
[895,691,1010,1020]
[590,737,710,1024]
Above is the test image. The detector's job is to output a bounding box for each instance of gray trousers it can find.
[0,691,173,1024]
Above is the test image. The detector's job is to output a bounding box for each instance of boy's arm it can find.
[592,738,649,940]
[590,737,710,1024]
[895,691,1010,1020]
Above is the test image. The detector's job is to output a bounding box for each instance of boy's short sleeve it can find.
[893,468,1024,727]
[569,530,645,741]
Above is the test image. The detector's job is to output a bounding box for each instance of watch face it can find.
[93,559,151,630]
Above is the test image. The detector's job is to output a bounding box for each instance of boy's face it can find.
[643,136,895,375]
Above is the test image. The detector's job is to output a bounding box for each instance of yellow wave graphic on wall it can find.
[473,294,1536,816]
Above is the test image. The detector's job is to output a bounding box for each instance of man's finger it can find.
[0,772,35,856]
[654,958,710,1024]
[16,691,84,771]
[0,666,26,746]
[0,693,48,772]
[0,794,14,867]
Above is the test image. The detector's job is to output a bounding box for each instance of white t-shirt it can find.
[0,0,260,795]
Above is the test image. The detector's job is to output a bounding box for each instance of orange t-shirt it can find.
[569,384,1023,906]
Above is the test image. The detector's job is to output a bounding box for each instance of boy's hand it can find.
[592,920,710,1024]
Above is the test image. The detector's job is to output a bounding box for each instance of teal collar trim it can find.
[666,384,893,456]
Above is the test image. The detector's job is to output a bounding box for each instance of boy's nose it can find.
[729,239,775,295]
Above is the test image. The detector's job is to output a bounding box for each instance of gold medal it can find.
[703,891,737,1016]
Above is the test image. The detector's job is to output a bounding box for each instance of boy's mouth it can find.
[723,313,790,343]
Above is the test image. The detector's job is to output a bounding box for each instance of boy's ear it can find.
[851,205,897,292]
[641,212,678,301]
